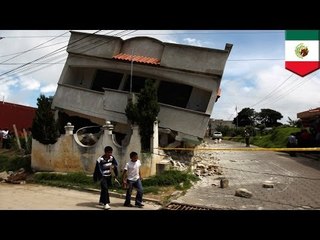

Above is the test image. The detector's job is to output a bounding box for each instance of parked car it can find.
[212,131,223,139]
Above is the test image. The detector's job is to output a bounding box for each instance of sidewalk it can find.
[0,183,162,210]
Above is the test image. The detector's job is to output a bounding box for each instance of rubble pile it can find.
[164,142,223,177]
[0,168,28,184]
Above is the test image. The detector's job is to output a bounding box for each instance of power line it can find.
[0,30,137,83]
[0,63,64,65]
[249,74,295,108]
[261,72,319,106]
[0,31,69,65]
[0,31,283,38]
[0,40,68,58]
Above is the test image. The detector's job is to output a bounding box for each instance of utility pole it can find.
[235,105,238,129]
[130,49,134,93]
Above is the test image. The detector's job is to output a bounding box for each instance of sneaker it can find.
[123,203,134,207]
[104,204,111,210]
[135,203,144,208]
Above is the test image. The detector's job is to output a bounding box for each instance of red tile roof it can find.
[113,53,160,65]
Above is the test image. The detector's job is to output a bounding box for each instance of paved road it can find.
[0,183,162,210]
[176,140,320,210]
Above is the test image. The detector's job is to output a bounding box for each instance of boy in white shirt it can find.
[122,151,144,208]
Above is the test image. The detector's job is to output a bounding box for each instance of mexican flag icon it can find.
[285,30,320,77]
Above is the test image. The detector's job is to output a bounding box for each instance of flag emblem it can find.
[295,43,309,58]
[285,30,320,77]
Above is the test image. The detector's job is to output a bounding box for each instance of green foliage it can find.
[33,172,101,189]
[257,109,283,127]
[251,126,300,148]
[215,125,232,136]
[142,170,199,187]
[125,100,139,125]
[234,107,284,128]
[233,107,256,127]
[287,117,302,127]
[34,172,92,184]
[125,79,160,151]
[31,94,59,145]
[31,170,199,195]
[0,155,32,172]
[0,155,9,171]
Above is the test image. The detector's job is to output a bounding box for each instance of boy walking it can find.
[122,151,144,208]
[93,146,118,210]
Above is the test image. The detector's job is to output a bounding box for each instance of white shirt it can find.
[124,160,141,181]
[2,130,9,139]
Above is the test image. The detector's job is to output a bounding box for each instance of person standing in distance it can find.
[244,129,250,147]
[93,146,118,210]
[122,151,144,208]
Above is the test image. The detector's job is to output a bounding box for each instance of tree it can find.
[233,108,256,127]
[287,117,302,127]
[257,108,283,127]
[31,94,59,144]
[125,79,160,151]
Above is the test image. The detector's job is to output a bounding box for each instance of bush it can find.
[0,155,32,172]
[143,170,199,187]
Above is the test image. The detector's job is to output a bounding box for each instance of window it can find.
[91,70,123,92]
[123,75,147,93]
[158,81,192,108]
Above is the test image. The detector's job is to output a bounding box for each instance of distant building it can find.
[0,101,36,134]
[297,108,320,147]
[297,107,320,127]
[208,119,234,137]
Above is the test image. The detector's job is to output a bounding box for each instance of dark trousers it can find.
[287,142,297,157]
[124,179,143,205]
[245,137,250,147]
[99,176,112,204]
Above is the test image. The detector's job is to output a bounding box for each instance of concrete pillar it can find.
[101,121,115,155]
[102,121,114,135]
[64,122,74,135]
[151,120,159,154]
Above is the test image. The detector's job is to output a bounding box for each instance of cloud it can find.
[214,62,320,123]
[182,38,202,46]
[20,76,40,90]
[40,84,57,93]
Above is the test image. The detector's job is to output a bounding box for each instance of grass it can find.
[29,170,199,204]
[251,126,300,148]
[229,126,301,148]
[0,149,32,172]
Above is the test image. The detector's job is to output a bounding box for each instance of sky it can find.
[0,30,319,124]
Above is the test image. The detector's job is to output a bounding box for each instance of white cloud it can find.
[213,62,320,123]
[40,84,57,93]
[182,38,202,46]
[19,76,40,90]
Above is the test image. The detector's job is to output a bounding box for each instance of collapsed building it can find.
[32,31,232,176]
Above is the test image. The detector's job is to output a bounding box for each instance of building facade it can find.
[31,31,232,175]
[52,31,232,146]
[0,101,36,134]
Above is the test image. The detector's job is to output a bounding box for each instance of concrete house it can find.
[32,31,232,175]
[52,31,232,144]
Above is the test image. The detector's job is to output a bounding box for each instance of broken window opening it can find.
[91,70,123,92]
